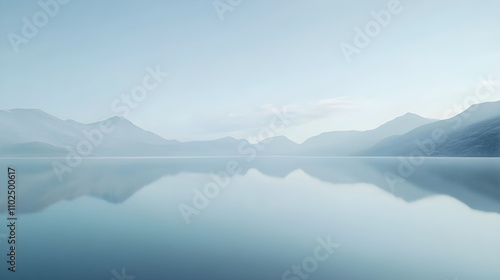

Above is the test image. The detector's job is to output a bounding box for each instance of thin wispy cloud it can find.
[190,97,357,140]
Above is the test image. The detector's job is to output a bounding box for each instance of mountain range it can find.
[1,100,499,157]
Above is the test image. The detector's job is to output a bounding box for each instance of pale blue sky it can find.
[1,0,499,142]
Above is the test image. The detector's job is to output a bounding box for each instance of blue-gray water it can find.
[0,157,499,280]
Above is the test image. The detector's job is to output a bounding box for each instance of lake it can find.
[0,157,499,280]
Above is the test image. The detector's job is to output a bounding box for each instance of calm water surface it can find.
[0,157,499,280]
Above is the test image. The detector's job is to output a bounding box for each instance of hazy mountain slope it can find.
[362,101,500,157]
[0,109,179,156]
[438,117,500,156]
[299,113,437,156]
[86,117,182,155]
[0,109,86,147]
[88,117,175,146]
[0,109,247,157]
[256,136,300,155]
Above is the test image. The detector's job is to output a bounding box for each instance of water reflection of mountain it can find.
[3,158,499,214]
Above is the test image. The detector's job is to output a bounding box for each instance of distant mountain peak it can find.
[88,116,132,127]
[401,112,420,117]
[390,112,428,121]
[108,116,127,121]
[375,112,436,131]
